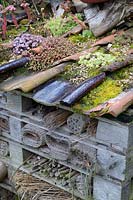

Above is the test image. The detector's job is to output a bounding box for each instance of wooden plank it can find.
[96,119,132,151]
[94,176,131,200]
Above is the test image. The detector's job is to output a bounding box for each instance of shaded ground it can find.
[0,188,16,200]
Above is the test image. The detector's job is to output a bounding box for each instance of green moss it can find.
[0,0,9,7]
[73,77,122,112]
[13,67,29,76]
[82,30,94,38]
[69,30,95,44]
[19,19,29,25]
[110,34,132,56]
[69,34,88,43]
[111,65,133,89]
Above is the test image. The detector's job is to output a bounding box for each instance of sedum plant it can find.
[45,14,83,36]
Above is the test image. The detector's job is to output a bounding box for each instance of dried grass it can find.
[13,171,77,200]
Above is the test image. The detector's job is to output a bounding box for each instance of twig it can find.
[31,0,40,16]
[32,187,53,200]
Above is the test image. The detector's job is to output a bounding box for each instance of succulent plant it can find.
[61,51,117,85]
[21,1,32,22]
[28,36,78,71]
[0,2,32,39]
[13,33,44,55]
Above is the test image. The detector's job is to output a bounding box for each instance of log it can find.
[0,140,9,157]
[60,73,106,106]
[22,124,47,148]
[84,1,132,37]
[67,113,89,134]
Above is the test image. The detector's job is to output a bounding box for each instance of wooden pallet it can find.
[0,91,132,200]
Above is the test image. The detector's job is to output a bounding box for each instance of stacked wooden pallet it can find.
[0,91,133,200]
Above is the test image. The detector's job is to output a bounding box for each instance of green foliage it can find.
[7,26,27,38]
[110,34,132,56]
[0,0,9,7]
[111,65,133,89]
[130,44,133,49]
[46,14,83,36]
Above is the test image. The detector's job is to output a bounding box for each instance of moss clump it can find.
[29,20,51,37]
[7,26,27,38]
[73,77,122,112]
[69,30,95,44]
[130,44,133,49]
[45,14,83,36]
[69,34,89,44]
[19,19,29,25]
